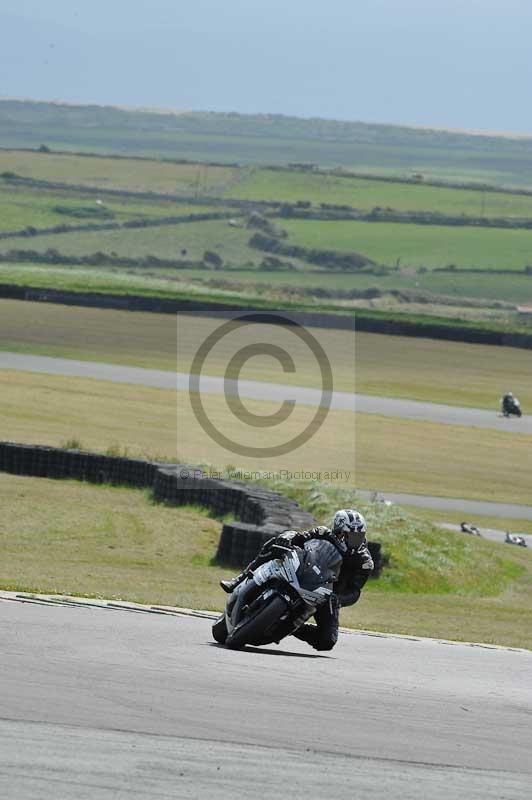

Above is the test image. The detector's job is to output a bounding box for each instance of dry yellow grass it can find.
[0,299,356,391]
[3,300,532,411]
[1,370,532,505]
[354,331,532,410]
[344,583,532,650]
[355,412,532,504]
[0,473,232,608]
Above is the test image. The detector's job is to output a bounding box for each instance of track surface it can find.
[1,599,531,799]
[1,351,530,433]
[356,489,532,523]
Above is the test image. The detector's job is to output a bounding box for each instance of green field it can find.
[0,184,214,232]
[283,218,532,270]
[4,260,530,314]
[3,148,532,316]
[0,150,239,195]
[0,218,271,266]
[3,100,532,188]
[6,150,532,218]
[229,168,532,217]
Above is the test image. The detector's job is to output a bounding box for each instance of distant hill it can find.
[2,99,532,188]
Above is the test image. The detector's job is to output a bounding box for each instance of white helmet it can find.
[333,508,366,543]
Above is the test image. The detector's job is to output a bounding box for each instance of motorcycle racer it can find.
[220,509,374,651]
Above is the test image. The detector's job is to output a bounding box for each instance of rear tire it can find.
[212,614,228,644]
[225,595,288,650]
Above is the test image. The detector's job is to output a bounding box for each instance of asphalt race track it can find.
[356,489,532,524]
[1,352,530,434]
[1,598,531,799]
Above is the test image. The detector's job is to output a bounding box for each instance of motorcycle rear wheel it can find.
[225,595,288,650]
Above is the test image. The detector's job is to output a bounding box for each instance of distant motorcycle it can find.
[505,532,528,548]
[460,521,481,537]
[501,397,522,418]
[212,540,343,650]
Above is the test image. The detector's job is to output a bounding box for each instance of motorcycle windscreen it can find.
[296,539,343,591]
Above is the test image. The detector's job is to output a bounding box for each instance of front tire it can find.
[225,595,288,650]
[212,614,228,644]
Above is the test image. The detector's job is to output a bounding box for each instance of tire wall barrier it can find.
[0,441,382,575]
[1,282,531,350]
[0,283,356,331]
[354,312,532,350]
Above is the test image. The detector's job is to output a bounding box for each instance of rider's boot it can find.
[220,571,249,594]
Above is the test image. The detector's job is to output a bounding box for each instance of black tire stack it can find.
[0,441,381,575]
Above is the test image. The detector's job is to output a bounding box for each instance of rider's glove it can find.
[276,530,299,546]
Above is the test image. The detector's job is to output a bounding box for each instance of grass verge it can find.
[4,299,532,409]
[256,477,532,649]
[2,370,532,505]
[0,298,357,390]
[0,474,230,608]
[1,473,530,649]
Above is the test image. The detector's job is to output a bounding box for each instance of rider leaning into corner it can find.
[501,391,519,414]
[220,509,374,651]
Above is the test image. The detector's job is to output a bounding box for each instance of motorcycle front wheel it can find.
[212,614,228,644]
[225,595,288,650]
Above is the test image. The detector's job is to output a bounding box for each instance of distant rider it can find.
[501,391,519,415]
[220,508,374,651]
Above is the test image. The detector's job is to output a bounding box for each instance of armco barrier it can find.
[0,441,381,575]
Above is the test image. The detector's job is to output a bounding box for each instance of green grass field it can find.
[229,167,532,217]
[3,100,532,187]
[283,218,532,270]
[0,218,270,266]
[7,204,529,287]
[1,473,530,648]
[0,150,239,195]
[4,259,531,313]
[0,185,216,231]
[3,149,532,315]
[6,150,532,217]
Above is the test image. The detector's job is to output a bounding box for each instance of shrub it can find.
[259,256,295,271]
[203,250,223,269]
[249,233,374,271]
[61,437,84,450]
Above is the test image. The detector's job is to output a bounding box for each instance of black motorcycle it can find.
[502,398,522,418]
[212,539,343,649]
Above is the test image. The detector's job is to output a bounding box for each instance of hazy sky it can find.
[2,0,531,132]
